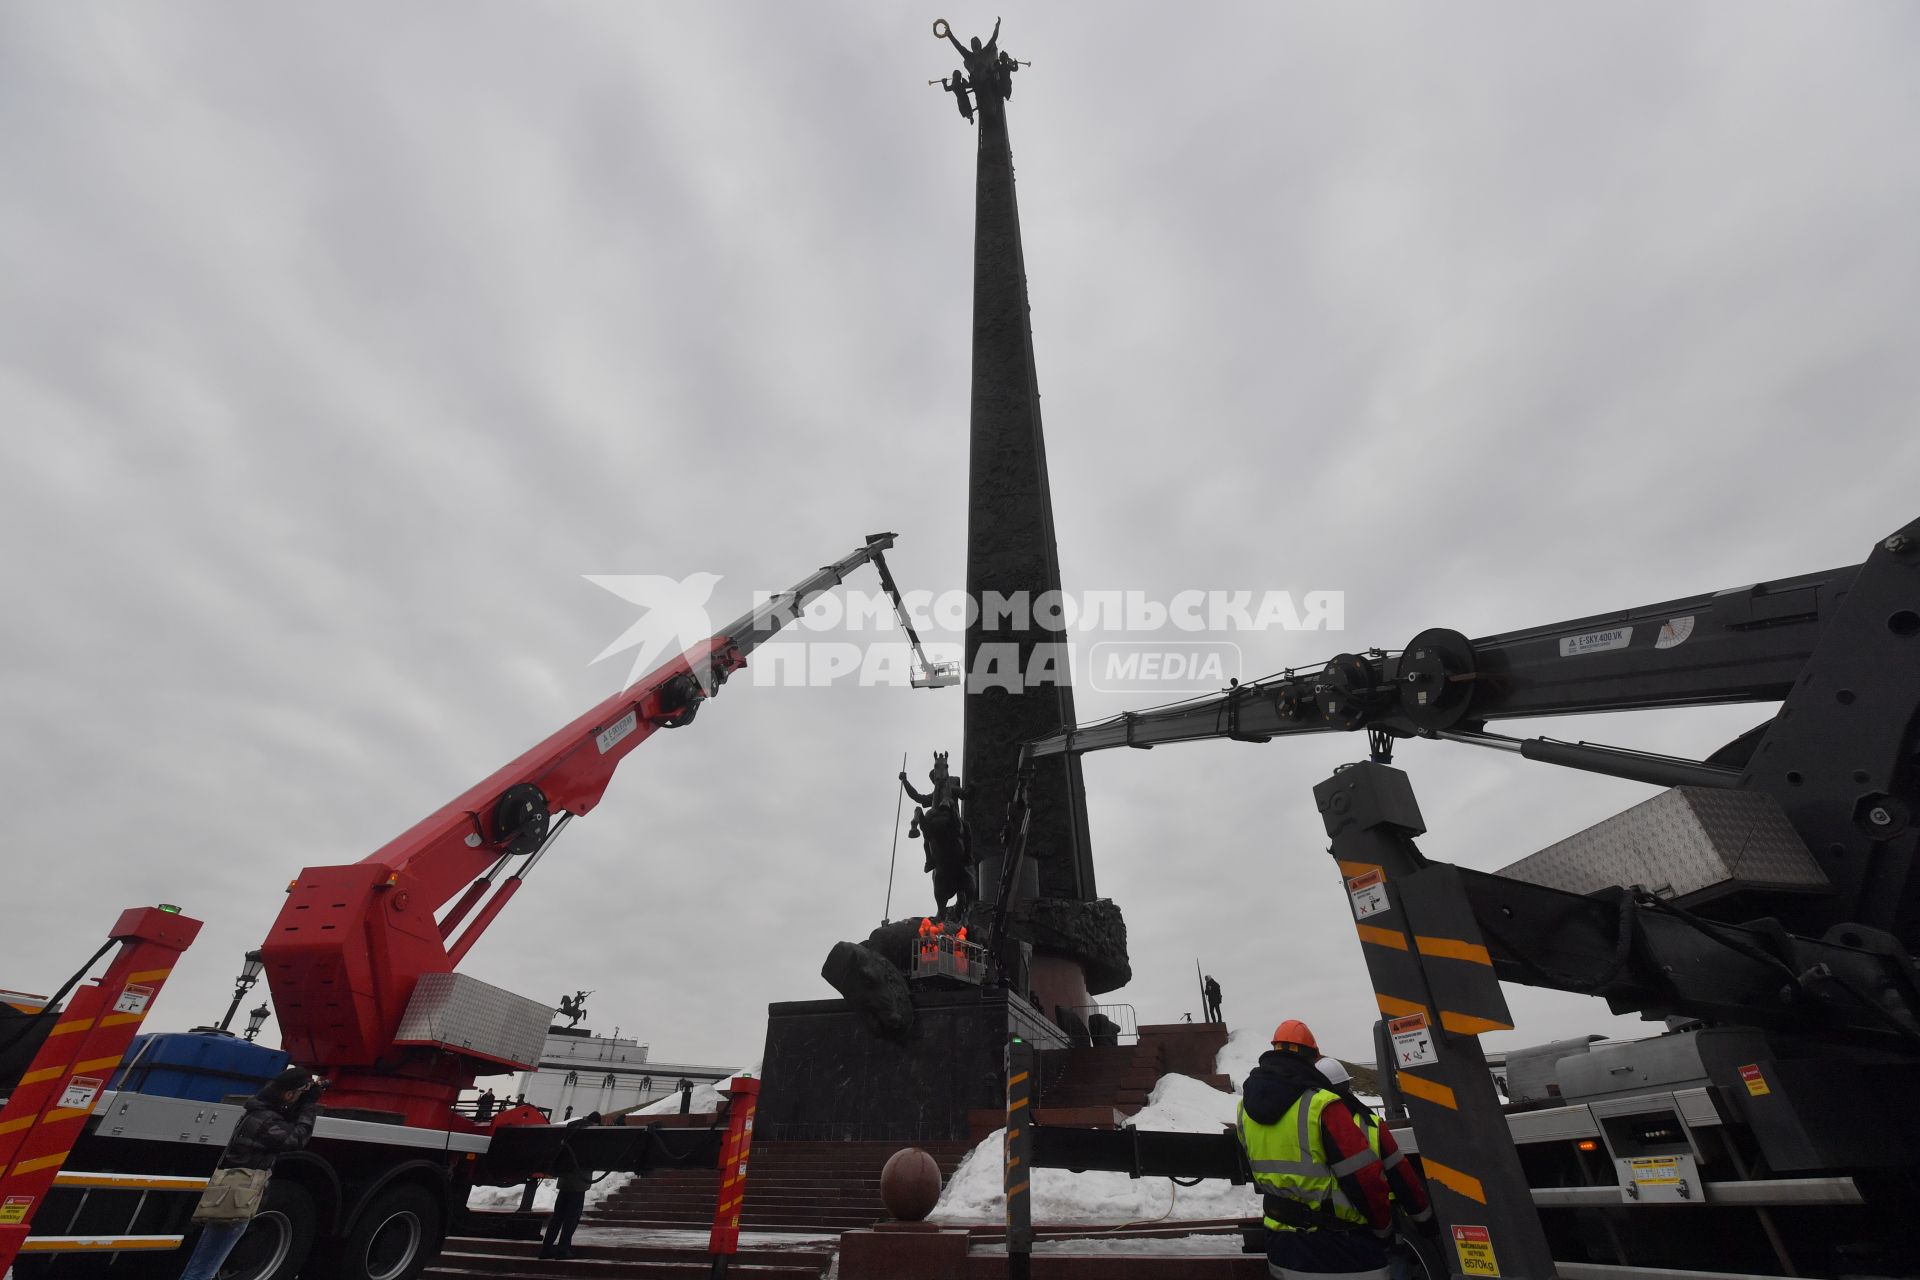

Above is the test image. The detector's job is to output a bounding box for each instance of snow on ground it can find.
[466,1170,629,1214]
[930,1072,1262,1225]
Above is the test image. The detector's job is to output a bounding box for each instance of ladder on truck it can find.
[0,905,202,1273]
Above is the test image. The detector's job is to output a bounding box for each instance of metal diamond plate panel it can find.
[392,973,553,1069]
[1506,1103,1601,1145]
[1498,786,1827,905]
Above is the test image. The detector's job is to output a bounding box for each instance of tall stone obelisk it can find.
[947,21,1129,1015]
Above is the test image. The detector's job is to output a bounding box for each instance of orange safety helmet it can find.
[1270,1020,1319,1054]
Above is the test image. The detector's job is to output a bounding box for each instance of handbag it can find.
[191,1167,271,1224]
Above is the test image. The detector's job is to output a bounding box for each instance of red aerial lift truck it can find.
[2,533,934,1280]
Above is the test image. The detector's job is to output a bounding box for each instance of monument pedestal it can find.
[838,1222,972,1280]
[758,987,1063,1143]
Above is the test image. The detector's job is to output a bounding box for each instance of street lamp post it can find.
[243,1003,271,1043]
[216,950,266,1035]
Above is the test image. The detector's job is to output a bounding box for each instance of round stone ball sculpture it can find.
[879,1147,944,1221]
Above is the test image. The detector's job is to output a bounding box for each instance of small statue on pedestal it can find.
[557,990,591,1028]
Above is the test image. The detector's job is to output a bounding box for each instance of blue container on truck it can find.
[109,1031,288,1103]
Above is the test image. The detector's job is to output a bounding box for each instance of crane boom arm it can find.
[1006,519,1920,1038]
[262,532,908,1081]
[364,533,903,909]
[1024,563,1854,762]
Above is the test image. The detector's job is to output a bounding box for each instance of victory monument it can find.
[756,19,1130,1141]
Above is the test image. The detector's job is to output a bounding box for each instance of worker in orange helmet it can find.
[1236,1020,1396,1280]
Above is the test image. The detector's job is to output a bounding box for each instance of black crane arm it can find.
[1024,562,1855,765]
[1002,521,1920,1037]
[1007,522,1920,1267]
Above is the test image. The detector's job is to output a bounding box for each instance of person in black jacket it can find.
[539,1112,601,1260]
[179,1066,323,1280]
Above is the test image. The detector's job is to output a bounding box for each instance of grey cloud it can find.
[4,3,1916,1068]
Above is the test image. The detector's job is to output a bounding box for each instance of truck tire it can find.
[220,1180,317,1280]
[337,1183,441,1280]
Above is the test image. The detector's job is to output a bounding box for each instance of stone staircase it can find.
[435,1024,1246,1279]
[425,1237,832,1280]
[1035,1044,1162,1117]
[585,1139,976,1234]
[1033,1021,1234,1122]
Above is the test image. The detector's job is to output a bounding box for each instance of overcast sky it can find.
[5,4,1918,1078]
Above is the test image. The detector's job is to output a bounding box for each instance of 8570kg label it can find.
[1452,1225,1500,1276]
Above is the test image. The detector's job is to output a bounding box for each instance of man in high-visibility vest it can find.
[1236,1020,1396,1280]
[1318,1057,1437,1280]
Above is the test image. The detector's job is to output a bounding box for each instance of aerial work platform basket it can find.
[911,921,986,985]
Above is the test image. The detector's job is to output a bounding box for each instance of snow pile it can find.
[631,1080,726,1116]
[629,1065,757,1117]
[929,1073,1261,1225]
[1131,1071,1243,1133]
[1214,1025,1269,1087]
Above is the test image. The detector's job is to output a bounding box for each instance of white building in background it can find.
[505,1028,735,1120]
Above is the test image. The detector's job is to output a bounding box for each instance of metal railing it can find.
[1059,1002,1139,1045]
[910,933,988,985]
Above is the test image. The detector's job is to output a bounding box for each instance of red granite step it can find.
[425,1237,831,1280]
[586,1140,976,1234]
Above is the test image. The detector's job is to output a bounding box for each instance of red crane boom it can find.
[259,534,911,1125]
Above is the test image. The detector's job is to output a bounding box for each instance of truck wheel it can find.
[219,1181,317,1280]
[339,1184,441,1280]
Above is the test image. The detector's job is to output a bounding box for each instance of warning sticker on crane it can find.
[595,710,638,755]
[1388,1011,1437,1069]
[113,984,155,1016]
[1452,1225,1500,1276]
[1347,869,1389,920]
[1739,1063,1771,1096]
[1558,626,1632,658]
[1655,615,1696,650]
[1,1195,33,1225]
[1628,1156,1681,1186]
[57,1075,105,1110]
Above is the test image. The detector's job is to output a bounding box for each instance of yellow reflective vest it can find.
[1237,1089,1376,1232]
